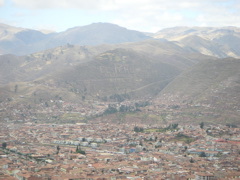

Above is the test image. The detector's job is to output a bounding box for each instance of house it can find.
[195,172,216,180]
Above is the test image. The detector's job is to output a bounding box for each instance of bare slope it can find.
[155,58,240,124]
[0,44,116,85]
[154,26,240,58]
[51,48,181,100]
[0,40,212,105]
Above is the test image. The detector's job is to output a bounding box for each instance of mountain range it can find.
[0,23,150,55]
[154,26,240,58]
[0,23,239,125]
[1,23,240,58]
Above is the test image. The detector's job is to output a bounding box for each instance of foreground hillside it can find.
[0,37,239,125]
[0,39,212,102]
[153,58,240,124]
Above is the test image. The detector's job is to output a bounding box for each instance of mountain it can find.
[1,23,240,58]
[0,44,116,85]
[1,23,240,125]
[47,23,150,47]
[0,23,24,41]
[154,58,240,124]
[154,26,240,58]
[0,39,213,106]
[0,23,150,55]
[0,23,53,55]
[50,48,181,100]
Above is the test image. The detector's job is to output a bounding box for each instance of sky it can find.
[0,0,240,33]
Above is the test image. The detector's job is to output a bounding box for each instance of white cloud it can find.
[8,0,240,32]
[111,0,240,31]
[10,0,232,10]
[11,0,117,9]
[0,0,4,6]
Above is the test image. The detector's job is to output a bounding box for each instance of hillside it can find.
[154,58,240,124]
[50,48,181,100]
[0,44,119,85]
[0,39,213,108]
[154,26,240,58]
[0,30,238,124]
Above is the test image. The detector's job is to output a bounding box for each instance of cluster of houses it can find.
[1,118,240,179]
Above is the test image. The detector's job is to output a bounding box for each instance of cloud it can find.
[111,0,240,31]
[7,0,240,32]
[10,0,235,10]
[0,0,4,6]
[11,0,116,9]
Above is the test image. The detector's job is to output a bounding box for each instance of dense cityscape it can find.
[1,118,240,179]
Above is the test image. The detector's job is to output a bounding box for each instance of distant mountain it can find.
[0,23,150,55]
[1,23,240,58]
[0,23,53,55]
[47,23,150,47]
[154,26,240,58]
[0,23,24,41]
[154,58,240,124]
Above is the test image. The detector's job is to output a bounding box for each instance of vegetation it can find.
[56,145,60,154]
[135,101,150,108]
[76,146,86,155]
[155,123,179,132]
[2,142,7,149]
[199,152,207,157]
[109,93,130,102]
[104,105,118,115]
[200,122,204,129]
[14,84,18,93]
[174,133,195,144]
[190,158,194,163]
[134,126,144,132]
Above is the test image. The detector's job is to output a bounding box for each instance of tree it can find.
[76,147,86,155]
[104,106,117,114]
[2,142,7,149]
[172,123,178,129]
[200,122,204,129]
[134,126,144,132]
[56,145,60,154]
[190,158,194,163]
[82,95,85,101]
[14,84,18,93]
[199,151,207,157]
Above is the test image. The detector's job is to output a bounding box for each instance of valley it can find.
[0,22,240,180]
